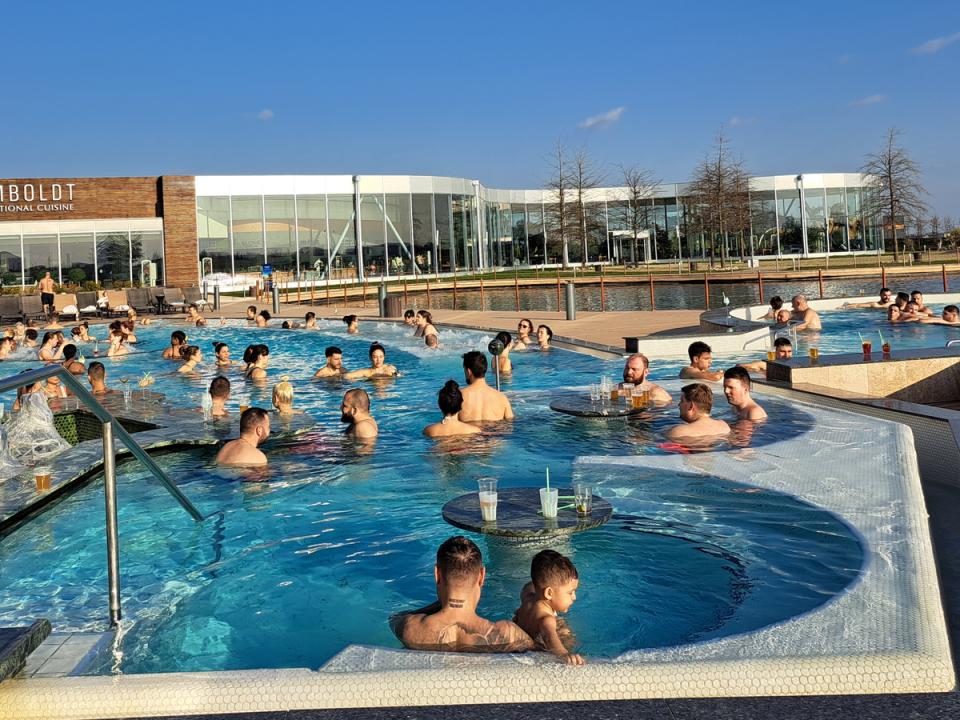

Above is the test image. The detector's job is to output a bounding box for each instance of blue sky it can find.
[3,0,959,216]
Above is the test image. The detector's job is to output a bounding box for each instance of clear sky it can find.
[4,0,959,216]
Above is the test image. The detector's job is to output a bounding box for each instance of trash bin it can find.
[384,296,403,318]
[913,252,922,262]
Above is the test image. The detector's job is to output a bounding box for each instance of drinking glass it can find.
[573,484,592,517]
[809,347,819,363]
[35,468,51,491]
[620,383,634,403]
[539,488,558,519]
[766,348,776,362]
[862,341,872,356]
[478,478,498,522]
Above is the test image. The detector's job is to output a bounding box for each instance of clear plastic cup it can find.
[539,488,558,518]
[478,478,498,522]
[574,484,592,517]
[620,383,634,403]
[35,469,51,491]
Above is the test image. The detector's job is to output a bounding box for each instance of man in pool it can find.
[839,287,893,310]
[86,362,116,396]
[910,291,935,316]
[722,367,767,421]
[919,305,960,326]
[665,384,730,440]
[425,334,440,350]
[621,353,672,404]
[340,388,378,438]
[208,376,231,417]
[314,346,347,377]
[790,295,821,331]
[459,351,514,422]
[679,341,724,382]
[738,337,793,375]
[216,408,270,466]
[390,536,534,654]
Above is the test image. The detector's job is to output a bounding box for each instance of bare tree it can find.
[566,143,608,267]
[613,163,660,265]
[541,138,575,267]
[859,127,930,262]
[689,127,745,269]
[929,215,942,250]
[911,216,927,252]
[727,155,755,262]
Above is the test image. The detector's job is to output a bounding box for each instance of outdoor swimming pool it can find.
[0,320,865,673]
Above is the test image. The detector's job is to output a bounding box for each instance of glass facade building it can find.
[196,173,881,279]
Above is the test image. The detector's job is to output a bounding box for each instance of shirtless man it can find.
[314,346,347,377]
[738,337,793,374]
[911,291,935,316]
[722,367,767,421]
[208,376,231,417]
[390,536,534,654]
[38,271,56,316]
[459,351,514,422]
[621,353,672,404]
[664,383,731,440]
[340,388,378,438]
[86,362,116,396]
[839,287,892,310]
[679,341,724,382]
[791,295,821,331]
[919,305,960,326]
[215,408,270,465]
[185,305,204,324]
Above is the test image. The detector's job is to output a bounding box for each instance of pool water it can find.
[0,320,864,672]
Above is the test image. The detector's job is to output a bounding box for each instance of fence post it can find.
[480,277,485,311]
[600,276,606,312]
[556,276,562,311]
[944,264,948,292]
[882,266,887,287]
[818,269,824,299]
[453,272,458,309]
[515,274,520,311]
[757,272,764,304]
[565,281,576,320]
[403,276,408,306]
[649,274,655,311]
[705,274,710,310]
[426,279,431,309]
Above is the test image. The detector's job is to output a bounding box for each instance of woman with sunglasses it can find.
[513,318,534,349]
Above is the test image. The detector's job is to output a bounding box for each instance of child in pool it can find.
[512,550,584,665]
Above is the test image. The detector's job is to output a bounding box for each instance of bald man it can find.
[340,388,378,438]
[621,353,672,404]
[790,295,821,331]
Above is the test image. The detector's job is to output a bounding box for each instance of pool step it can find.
[13,630,113,678]
[0,620,51,684]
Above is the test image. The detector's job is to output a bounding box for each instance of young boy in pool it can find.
[513,550,584,665]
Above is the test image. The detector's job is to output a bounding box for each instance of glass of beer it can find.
[35,468,51,491]
[809,347,819,363]
[478,478,498,522]
[766,348,776,362]
[620,383,634,403]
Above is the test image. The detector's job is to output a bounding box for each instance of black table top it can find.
[442,487,613,539]
[549,395,649,417]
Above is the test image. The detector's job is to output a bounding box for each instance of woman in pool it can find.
[213,342,232,367]
[178,346,203,373]
[13,323,25,343]
[759,296,783,321]
[255,310,271,327]
[403,309,416,326]
[343,315,360,334]
[0,337,14,360]
[243,344,270,380]
[536,324,553,349]
[344,342,400,379]
[162,331,187,359]
[13,374,43,410]
[272,377,303,414]
[494,331,512,373]
[110,320,137,344]
[61,344,86,375]
[414,310,438,339]
[422,380,481,437]
[38,332,64,362]
[41,375,67,401]
[514,319,534,349]
[106,329,129,357]
[23,328,38,348]
[71,322,96,343]
[128,308,152,326]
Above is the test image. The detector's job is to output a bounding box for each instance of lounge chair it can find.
[76,292,101,320]
[0,296,20,325]
[54,293,80,322]
[162,287,187,313]
[127,288,156,315]
[19,295,46,323]
[103,290,131,317]
[182,286,212,311]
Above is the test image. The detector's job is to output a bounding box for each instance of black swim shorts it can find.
[41,292,54,307]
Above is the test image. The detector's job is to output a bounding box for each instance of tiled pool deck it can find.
[0,382,953,719]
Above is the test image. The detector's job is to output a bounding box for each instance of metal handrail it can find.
[0,365,207,626]
[947,340,960,348]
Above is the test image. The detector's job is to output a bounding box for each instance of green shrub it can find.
[68,268,86,284]
[81,281,103,292]
[1,272,19,286]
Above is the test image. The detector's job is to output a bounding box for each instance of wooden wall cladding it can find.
[0,177,162,221]
[159,176,199,287]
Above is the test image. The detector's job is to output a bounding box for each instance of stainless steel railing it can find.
[0,365,207,627]
[947,340,960,348]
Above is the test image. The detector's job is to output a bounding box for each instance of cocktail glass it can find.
[882,342,891,357]
[573,484,592,517]
[862,341,872,357]
[478,478,497,522]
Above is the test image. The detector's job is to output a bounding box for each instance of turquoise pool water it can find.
[0,321,865,672]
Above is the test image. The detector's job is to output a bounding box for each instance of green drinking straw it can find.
[546,467,550,492]
[857,332,865,345]
[878,330,885,345]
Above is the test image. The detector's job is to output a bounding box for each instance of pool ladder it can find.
[0,365,208,628]
[947,340,960,348]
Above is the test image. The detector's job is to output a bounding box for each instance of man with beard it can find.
[340,388,378,438]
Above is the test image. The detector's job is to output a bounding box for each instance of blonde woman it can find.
[272,377,303,414]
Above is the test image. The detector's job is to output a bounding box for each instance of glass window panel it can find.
[0,235,23,286]
[60,233,95,285]
[452,195,466,270]
[845,187,866,251]
[776,190,803,255]
[826,188,848,253]
[327,195,358,279]
[498,203,514,266]
[24,234,60,285]
[296,195,327,278]
[804,188,826,254]
[585,202,607,262]
[133,230,164,286]
[232,196,264,274]
[511,204,527,265]
[384,194,414,276]
[751,191,777,256]
[526,204,545,265]
[543,203,564,264]
[96,231,130,285]
[412,194,435,272]
[264,196,297,274]
[434,194,453,271]
[462,196,476,269]
[197,196,232,276]
[359,195,385,277]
